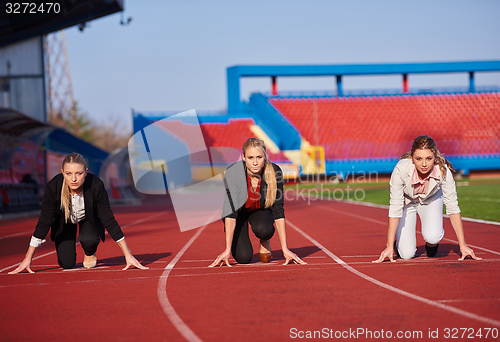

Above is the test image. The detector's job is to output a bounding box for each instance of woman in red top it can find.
[209,138,306,267]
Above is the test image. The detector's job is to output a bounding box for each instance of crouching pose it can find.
[209,138,306,267]
[9,153,148,273]
[373,135,481,263]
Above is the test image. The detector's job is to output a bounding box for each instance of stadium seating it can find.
[156,118,288,162]
[201,119,288,162]
[270,92,500,159]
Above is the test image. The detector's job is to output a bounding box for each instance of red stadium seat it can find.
[270,92,500,159]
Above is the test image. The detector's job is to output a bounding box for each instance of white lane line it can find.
[62,266,110,272]
[164,257,500,272]
[332,198,500,226]
[316,203,500,257]
[437,299,500,303]
[319,204,387,225]
[121,211,167,229]
[0,230,33,240]
[0,250,60,273]
[341,252,487,258]
[286,219,500,328]
[157,223,209,342]
[0,267,164,276]
[8,256,499,278]
[0,210,166,241]
[440,238,500,257]
[0,276,157,288]
[180,255,327,263]
[0,211,167,273]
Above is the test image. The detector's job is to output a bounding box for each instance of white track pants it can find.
[395,194,445,259]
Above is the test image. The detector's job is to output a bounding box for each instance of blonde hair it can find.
[60,153,87,223]
[242,138,277,208]
[400,135,454,179]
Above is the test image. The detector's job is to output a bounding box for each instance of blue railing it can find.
[261,85,500,99]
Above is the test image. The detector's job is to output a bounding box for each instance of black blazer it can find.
[33,173,124,242]
[222,161,285,220]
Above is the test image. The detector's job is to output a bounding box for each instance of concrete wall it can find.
[0,36,45,122]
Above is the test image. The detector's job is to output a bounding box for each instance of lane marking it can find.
[0,230,34,240]
[456,216,500,226]
[180,255,327,263]
[0,211,167,273]
[440,238,500,257]
[318,204,387,225]
[0,209,167,241]
[0,276,157,289]
[438,299,500,303]
[340,251,487,258]
[6,256,499,279]
[331,198,500,226]
[316,203,500,256]
[156,257,500,272]
[157,222,210,342]
[63,266,110,271]
[0,250,60,273]
[0,267,164,277]
[286,219,500,328]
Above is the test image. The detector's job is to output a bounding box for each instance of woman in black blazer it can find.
[209,138,306,267]
[9,152,147,273]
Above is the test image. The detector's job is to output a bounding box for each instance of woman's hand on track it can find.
[282,248,307,265]
[459,245,482,261]
[372,246,396,263]
[8,258,34,274]
[208,250,232,268]
[123,254,149,270]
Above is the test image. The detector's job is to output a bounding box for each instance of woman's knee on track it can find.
[397,245,417,260]
[79,236,99,255]
[251,223,275,241]
[232,249,252,264]
[58,256,76,269]
[422,230,444,245]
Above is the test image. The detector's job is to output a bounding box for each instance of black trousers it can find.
[55,219,100,269]
[229,209,275,264]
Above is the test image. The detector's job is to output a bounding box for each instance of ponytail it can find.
[264,160,277,208]
[61,178,71,223]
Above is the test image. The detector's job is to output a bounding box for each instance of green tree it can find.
[64,101,94,142]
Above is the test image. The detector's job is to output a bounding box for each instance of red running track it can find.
[1,196,499,342]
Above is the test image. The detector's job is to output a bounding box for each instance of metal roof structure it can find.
[0,0,124,48]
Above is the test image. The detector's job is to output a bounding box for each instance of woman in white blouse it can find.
[373,135,481,263]
[9,152,147,273]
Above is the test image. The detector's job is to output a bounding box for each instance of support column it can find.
[469,72,475,92]
[336,75,343,97]
[271,76,278,96]
[403,74,409,93]
[227,67,242,113]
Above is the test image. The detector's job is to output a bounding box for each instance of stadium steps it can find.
[248,93,302,150]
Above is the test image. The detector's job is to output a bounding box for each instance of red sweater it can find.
[244,175,261,211]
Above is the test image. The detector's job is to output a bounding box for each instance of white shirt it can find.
[30,191,85,248]
[69,190,86,224]
[30,188,124,247]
